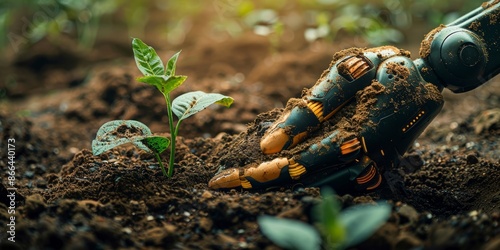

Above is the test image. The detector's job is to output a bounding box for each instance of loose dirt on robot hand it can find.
[419,24,446,59]
[482,0,500,9]
[214,61,443,174]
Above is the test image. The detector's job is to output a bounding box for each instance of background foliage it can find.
[0,0,485,54]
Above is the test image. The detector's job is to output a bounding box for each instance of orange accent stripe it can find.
[323,105,341,121]
[366,174,382,190]
[307,97,355,124]
[351,62,370,79]
[345,57,371,79]
[323,96,355,121]
[361,136,368,153]
[288,160,307,179]
[240,178,252,189]
[340,138,361,155]
[307,101,324,122]
[357,166,376,184]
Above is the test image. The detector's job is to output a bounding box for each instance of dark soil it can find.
[1,12,500,250]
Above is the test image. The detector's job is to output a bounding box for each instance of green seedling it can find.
[92,38,233,177]
[258,188,391,250]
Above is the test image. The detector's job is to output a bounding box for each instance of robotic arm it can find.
[416,0,500,93]
[209,1,500,191]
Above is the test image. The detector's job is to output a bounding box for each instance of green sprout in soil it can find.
[258,188,391,250]
[92,38,233,177]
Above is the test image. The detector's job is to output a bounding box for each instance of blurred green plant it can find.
[0,0,206,53]
[258,188,391,250]
[210,0,485,46]
[0,0,486,53]
[0,0,120,52]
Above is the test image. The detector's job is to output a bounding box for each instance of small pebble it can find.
[465,141,476,149]
[468,210,478,217]
[69,147,80,154]
[201,190,213,199]
[466,154,479,164]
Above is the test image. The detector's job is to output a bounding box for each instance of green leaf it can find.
[339,203,391,248]
[258,215,321,250]
[136,75,187,95]
[172,91,234,121]
[166,50,181,77]
[92,120,160,155]
[132,38,165,76]
[141,136,170,154]
[162,75,187,94]
[137,75,169,86]
[314,187,345,245]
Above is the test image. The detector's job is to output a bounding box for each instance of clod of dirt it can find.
[482,0,500,9]
[419,24,446,59]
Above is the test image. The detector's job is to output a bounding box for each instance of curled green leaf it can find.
[92,120,152,155]
[172,91,234,121]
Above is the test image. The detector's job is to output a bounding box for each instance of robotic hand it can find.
[209,1,500,191]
